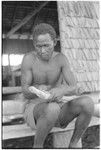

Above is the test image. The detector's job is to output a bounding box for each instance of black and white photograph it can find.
[2,1,100,149]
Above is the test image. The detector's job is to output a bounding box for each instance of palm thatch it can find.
[57,1,100,92]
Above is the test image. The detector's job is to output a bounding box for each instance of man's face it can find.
[34,33,55,61]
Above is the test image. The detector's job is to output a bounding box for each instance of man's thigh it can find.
[57,97,83,128]
[33,102,49,122]
[33,99,80,128]
[33,102,61,124]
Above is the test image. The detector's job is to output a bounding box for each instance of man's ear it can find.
[54,39,57,46]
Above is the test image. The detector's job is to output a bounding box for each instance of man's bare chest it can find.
[32,60,61,84]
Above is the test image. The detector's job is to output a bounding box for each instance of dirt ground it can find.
[82,125,100,149]
[3,125,100,149]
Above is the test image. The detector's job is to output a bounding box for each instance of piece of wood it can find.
[3,117,99,140]
[3,33,60,40]
[3,124,36,140]
[94,146,100,148]
[3,114,24,123]
[3,87,22,94]
[3,100,26,115]
[6,2,49,38]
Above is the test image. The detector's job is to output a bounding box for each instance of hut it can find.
[58,1,100,94]
[2,1,100,149]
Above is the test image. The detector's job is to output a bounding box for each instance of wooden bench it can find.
[2,87,100,148]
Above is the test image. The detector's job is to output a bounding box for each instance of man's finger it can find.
[48,94,55,102]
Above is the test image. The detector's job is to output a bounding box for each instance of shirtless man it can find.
[21,23,94,148]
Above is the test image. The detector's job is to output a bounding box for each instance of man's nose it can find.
[41,47,46,53]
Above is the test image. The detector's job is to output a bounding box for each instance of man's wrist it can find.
[60,85,78,96]
[75,87,82,96]
[59,85,69,95]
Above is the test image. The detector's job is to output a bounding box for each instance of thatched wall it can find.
[57,1,100,92]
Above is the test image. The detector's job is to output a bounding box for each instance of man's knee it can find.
[46,102,60,122]
[76,96,94,114]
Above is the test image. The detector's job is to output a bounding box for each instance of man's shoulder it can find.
[54,52,69,66]
[21,51,36,68]
[24,51,35,60]
[23,51,37,63]
[55,52,66,60]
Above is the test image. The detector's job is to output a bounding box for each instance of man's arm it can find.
[59,54,82,96]
[21,55,37,99]
[48,54,82,102]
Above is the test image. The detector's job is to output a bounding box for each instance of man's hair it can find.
[32,23,56,42]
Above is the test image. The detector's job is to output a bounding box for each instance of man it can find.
[21,23,94,148]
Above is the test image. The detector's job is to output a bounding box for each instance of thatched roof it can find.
[2,1,59,38]
[2,1,60,54]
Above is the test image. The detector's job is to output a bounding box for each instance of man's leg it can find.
[33,102,60,148]
[58,95,94,148]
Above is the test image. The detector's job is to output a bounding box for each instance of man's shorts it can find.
[23,101,65,130]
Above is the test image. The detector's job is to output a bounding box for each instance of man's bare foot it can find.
[68,142,82,149]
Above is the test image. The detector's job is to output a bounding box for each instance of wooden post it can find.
[8,54,15,86]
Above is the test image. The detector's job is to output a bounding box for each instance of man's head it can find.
[33,23,57,61]
[33,23,56,43]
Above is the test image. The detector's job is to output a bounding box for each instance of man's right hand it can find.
[47,87,64,103]
[38,85,52,91]
[38,85,48,91]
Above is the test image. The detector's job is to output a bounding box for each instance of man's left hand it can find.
[48,88,64,102]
